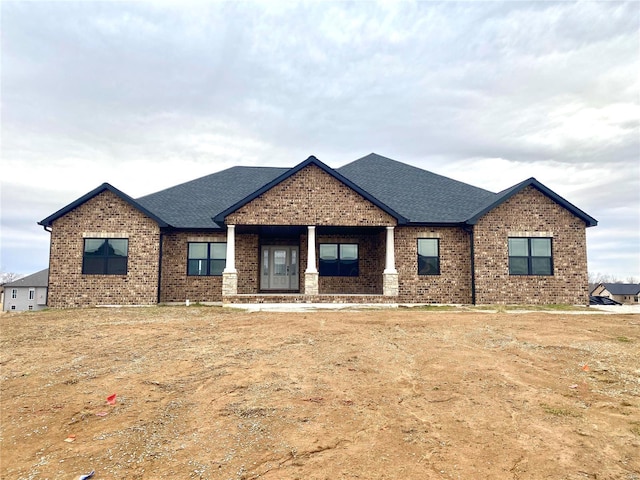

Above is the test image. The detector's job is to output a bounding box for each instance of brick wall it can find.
[48,190,160,308]
[237,234,260,294]
[473,186,589,305]
[395,226,473,303]
[159,232,225,303]
[317,232,385,294]
[226,164,396,226]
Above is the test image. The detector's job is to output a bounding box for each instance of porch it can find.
[223,293,400,304]
[222,224,399,299]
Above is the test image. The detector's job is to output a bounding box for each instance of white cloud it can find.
[1,1,638,279]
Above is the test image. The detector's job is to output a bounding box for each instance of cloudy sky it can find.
[1,1,638,281]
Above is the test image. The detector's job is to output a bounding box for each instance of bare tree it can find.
[0,272,24,285]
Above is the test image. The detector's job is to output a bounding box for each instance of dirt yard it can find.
[1,306,639,480]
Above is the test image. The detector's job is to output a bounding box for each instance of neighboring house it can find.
[2,269,48,312]
[38,154,597,308]
[591,283,640,304]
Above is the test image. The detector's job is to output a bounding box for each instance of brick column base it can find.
[222,272,238,297]
[304,272,319,296]
[383,272,399,297]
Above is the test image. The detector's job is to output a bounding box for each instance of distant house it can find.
[2,269,49,312]
[591,283,640,304]
[38,154,597,307]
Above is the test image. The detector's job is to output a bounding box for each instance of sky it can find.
[1,1,639,281]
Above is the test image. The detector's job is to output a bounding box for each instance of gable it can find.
[466,178,597,227]
[225,164,397,226]
[48,189,162,234]
[474,185,587,231]
[39,183,168,228]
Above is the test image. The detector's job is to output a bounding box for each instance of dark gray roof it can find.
[338,153,496,224]
[4,269,49,288]
[40,153,598,230]
[597,283,640,295]
[137,166,288,229]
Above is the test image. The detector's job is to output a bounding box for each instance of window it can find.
[29,288,35,300]
[28,305,33,311]
[508,237,553,275]
[188,242,226,276]
[83,238,128,275]
[319,243,359,276]
[11,289,17,299]
[418,238,440,275]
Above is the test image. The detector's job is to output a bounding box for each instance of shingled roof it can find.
[337,153,496,224]
[595,283,640,296]
[3,269,49,288]
[137,153,598,228]
[137,166,288,229]
[41,153,598,230]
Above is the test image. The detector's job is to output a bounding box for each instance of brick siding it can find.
[317,232,385,294]
[159,232,225,303]
[396,226,473,303]
[47,191,160,308]
[226,164,396,226]
[473,186,589,305]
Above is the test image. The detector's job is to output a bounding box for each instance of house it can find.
[38,154,597,308]
[2,269,49,312]
[591,283,640,304]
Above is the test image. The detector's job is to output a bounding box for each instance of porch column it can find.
[304,225,319,296]
[222,224,238,297]
[383,226,399,296]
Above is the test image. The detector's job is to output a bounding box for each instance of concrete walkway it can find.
[225,303,640,314]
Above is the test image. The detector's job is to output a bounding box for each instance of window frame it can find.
[187,242,227,276]
[508,237,553,276]
[29,288,35,300]
[82,238,129,275]
[11,289,17,299]
[417,238,440,275]
[318,243,359,277]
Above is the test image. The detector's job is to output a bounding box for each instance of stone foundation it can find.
[222,272,238,296]
[383,272,399,296]
[304,272,319,295]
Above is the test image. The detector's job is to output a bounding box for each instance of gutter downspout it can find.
[157,232,164,305]
[465,225,476,305]
[44,225,52,307]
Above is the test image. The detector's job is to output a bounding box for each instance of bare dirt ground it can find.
[1,306,639,480]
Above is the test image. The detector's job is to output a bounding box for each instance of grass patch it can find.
[615,336,632,343]
[540,403,581,417]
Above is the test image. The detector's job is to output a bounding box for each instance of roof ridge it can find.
[340,153,495,194]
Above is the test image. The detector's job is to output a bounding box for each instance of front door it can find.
[260,246,299,291]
